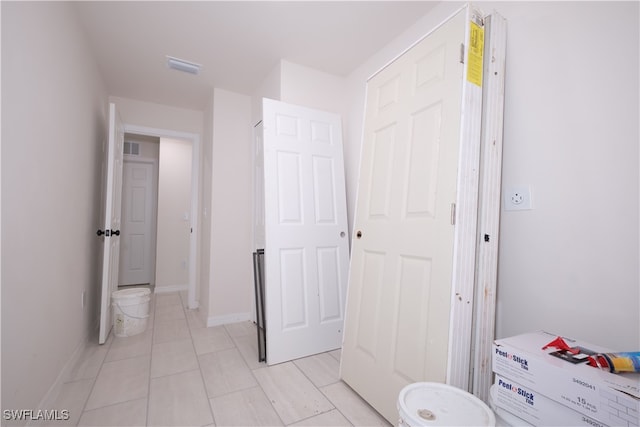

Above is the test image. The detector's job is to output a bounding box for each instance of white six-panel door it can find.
[340,8,469,422]
[99,103,125,344]
[119,160,155,286]
[262,98,350,365]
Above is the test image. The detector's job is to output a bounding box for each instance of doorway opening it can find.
[121,124,200,309]
[119,133,159,293]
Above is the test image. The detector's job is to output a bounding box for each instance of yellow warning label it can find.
[467,21,484,87]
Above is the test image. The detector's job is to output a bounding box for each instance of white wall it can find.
[252,61,281,126]
[253,59,348,122]
[1,1,108,413]
[207,88,253,324]
[199,90,215,322]
[489,1,639,348]
[110,96,204,137]
[280,60,348,119]
[342,1,639,349]
[155,138,193,291]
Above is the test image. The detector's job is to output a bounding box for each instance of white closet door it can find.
[340,8,470,422]
[119,161,155,286]
[263,98,350,365]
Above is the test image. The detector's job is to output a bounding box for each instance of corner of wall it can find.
[252,61,282,125]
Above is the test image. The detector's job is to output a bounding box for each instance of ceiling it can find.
[73,1,439,111]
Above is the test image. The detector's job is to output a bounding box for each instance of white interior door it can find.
[98,103,125,344]
[119,160,156,286]
[263,98,350,365]
[340,8,469,422]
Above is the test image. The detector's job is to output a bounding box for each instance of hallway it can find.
[49,291,389,426]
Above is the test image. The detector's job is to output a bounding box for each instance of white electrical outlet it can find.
[504,187,533,211]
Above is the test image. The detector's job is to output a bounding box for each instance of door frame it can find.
[471,11,507,402]
[123,123,200,309]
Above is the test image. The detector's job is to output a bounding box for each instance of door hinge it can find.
[451,203,456,225]
[460,43,465,64]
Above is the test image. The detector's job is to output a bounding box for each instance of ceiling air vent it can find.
[124,142,140,156]
[166,56,201,75]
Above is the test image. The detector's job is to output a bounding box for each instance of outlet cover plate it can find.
[504,187,533,211]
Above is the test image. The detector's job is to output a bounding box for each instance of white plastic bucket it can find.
[112,288,151,337]
[398,382,496,426]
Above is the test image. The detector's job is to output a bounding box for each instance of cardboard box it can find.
[493,331,639,427]
[492,403,532,427]
[493,374,608,427]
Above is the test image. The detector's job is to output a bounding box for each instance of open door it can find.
[98,103,125,344]
[262,99,350,365]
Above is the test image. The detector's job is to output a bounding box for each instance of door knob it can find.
[96,229,106,237]
[356,230,362,239]
[111,229,120,236]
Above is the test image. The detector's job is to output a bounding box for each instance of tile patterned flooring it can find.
[51,291,390,426]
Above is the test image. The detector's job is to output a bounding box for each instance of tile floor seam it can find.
[292,353,342,390]
[255,361,336,426]
[247,367,287,427]
[224,322,288,426]
[75,334,115,423]
[289,360,341,425]
[239,333,293,427]
[182,307,218,425]
[68,373,97,426]
[204,350,257,397]
[284,408,355,427]
[181,294,217,427]
[144,294,157,427]
[80,396,148,417]
[316,382,356,427]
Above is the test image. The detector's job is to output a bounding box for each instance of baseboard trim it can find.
[207,312,251,327]
[154,284,188,294]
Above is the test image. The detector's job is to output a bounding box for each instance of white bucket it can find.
[398,382,496,426]
[112,288,151,337]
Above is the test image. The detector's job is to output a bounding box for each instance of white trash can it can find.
[112,288,151,337]
[398,382,495,426]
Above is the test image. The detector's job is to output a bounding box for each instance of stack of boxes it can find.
[491,331,639,427]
